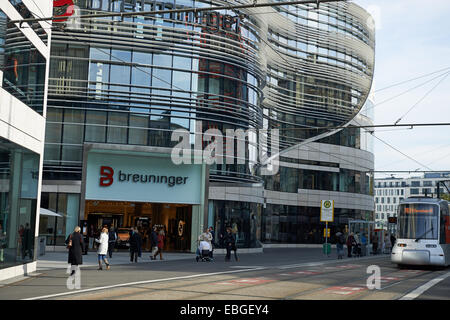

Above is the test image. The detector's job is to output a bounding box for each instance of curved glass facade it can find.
[43,0,375,249]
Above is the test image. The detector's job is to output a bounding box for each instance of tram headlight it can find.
[425,244,437,248]
[397,243,407,247]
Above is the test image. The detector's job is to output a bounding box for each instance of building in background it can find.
[0,0,51,280]
[374,172,450,233]
[42,0,374,252]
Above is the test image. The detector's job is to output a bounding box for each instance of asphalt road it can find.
[0,249,448,301]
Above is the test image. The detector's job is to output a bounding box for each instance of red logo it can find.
[99,166,114,187]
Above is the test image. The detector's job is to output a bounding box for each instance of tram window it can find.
[440,214,446,244]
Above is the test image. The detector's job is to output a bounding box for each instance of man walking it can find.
[150,226,158,260]
[129,227,142,263]
[108,227,117,258]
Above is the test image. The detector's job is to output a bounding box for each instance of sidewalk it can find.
[37,250,195,271]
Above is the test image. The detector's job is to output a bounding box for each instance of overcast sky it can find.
[352,0,450,178]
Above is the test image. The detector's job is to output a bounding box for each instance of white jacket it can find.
[95,233,109,255]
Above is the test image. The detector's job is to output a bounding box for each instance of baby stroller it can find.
[196,249,212,262]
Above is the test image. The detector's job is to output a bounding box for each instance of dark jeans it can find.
[130,250,138,262]
[347,245,352,257]
[108,242,115,258]
[225,245,238,261]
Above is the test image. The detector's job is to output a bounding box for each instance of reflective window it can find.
[107,111,128,143]
[0,137,39,269]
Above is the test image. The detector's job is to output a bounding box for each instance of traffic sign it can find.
[320,200,334,222]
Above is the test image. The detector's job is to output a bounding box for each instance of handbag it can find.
[66,234,73,249]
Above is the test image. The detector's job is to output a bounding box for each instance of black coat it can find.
[129,232,142,252]
[67,232,84,265]
[223,232,236,248]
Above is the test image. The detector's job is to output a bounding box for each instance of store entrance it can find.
[84,200,192,252]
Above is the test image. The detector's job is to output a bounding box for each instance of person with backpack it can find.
[108,227,117,258]
[335,229,345,259]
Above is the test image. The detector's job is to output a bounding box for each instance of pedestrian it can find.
[199,228,213,258]
[88,225,95,251]
[18,225,24,258]
[22,223,33,260]
[361,233,368,256]
[95,227,110,270]
[372,233,378,254]
[353,232,361,257]
[384,233,392,254]
[153,229,165,260]
[224,227,238,262]
[209,226,215,258]
[346,232,355,258]
[150,226,158,260]
[108,227,117,258]
[335,229,345,259]
[0,224,6,263]
[66,226,84,276]
[390,233,396,248]
[129,227,142,263]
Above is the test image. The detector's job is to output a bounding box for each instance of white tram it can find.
[391,197,450,267]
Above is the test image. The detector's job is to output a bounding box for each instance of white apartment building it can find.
[374,173,450,232]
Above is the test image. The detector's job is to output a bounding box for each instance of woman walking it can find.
[224,227,238,262]
[67,226,84,275]
[95,227,110,270]
[153,229,165,260]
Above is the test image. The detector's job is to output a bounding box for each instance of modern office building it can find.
[0,0,52,280]
[42,0,374,252]
[374,172,450,233]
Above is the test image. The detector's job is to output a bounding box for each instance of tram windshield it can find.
[398,203,439,240]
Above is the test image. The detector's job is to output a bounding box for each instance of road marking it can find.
[325,286,366,296]
[23,267,265,300]
[399,271,450,300]
[213,278,274,286]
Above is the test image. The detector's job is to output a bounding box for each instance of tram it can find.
[391,197,450,267]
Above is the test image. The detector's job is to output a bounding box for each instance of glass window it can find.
[173,55,191,70]
[0,137,39,269]
[398,203,439,240]
[111,49,131,62]
[129,114,149,145]
[152,67,172,89]
[62,109,85,144]
[90,47,111,61]
[131,67,151,94]
[132,51,152,65]
[107,112,128,144]
[85,110,106,142]
[110,64,131,91]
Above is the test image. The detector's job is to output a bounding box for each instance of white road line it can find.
[23,267,265,301]
[399,271,450,300]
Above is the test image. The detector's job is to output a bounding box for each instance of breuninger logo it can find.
[170,121,280,176]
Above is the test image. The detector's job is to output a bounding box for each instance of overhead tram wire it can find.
[373,66,450,93]
[10,0,345,25]
[364,70,450,113]
[394,71,450,124]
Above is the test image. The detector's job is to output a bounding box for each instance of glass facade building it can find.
[0,0,51,278]
[43,0,374,249]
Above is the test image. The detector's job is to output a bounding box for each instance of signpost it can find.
[320,200,334,256]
